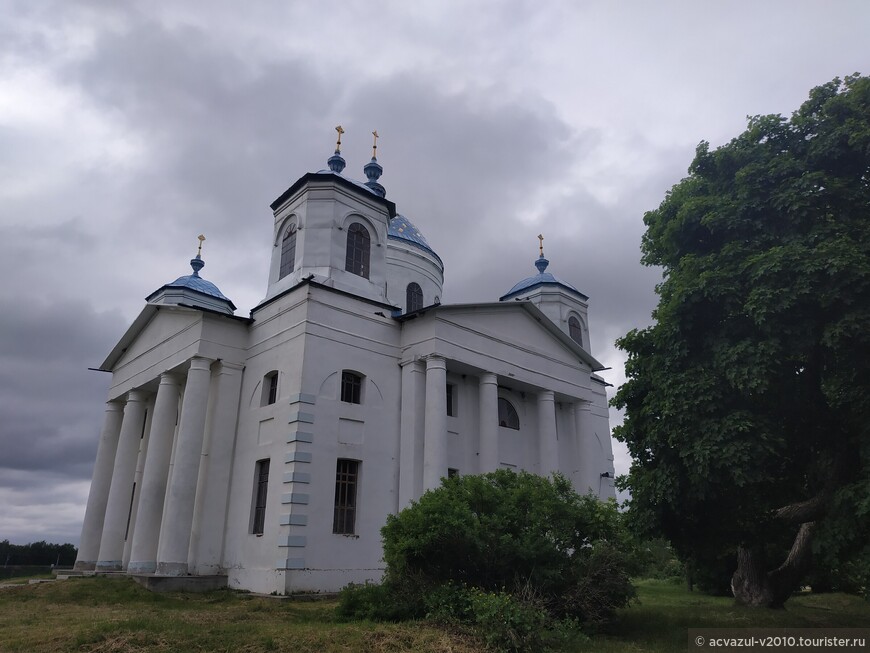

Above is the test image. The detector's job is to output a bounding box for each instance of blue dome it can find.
[165,272,232,302]
[388,215,442,265]
[500,255,586,301]
[146,255,236,314]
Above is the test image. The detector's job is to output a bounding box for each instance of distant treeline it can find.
[0,540,78,567]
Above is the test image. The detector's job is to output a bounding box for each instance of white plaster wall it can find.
[281,288,403,592]
[222,288,310,595]
[264,180,392,306]
[385,241,444,312]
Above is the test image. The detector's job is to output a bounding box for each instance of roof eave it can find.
[270,171,397,217]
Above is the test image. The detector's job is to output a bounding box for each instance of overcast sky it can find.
[1,1,867,545]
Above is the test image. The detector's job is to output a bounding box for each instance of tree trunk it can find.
[731,522,816,608]
[731,545,774,607]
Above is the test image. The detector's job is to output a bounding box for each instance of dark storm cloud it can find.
[0,299,125,481]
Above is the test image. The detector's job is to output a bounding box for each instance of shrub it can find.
[340,471,635,649]
[382,470,633,605]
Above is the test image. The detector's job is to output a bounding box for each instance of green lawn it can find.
[0,576,866,652]
[577,579,870,653]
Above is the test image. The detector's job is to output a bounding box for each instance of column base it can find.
[156,561,188,576]
[95,560,123,572]
[127,560,157,574]
[73,560,96,571]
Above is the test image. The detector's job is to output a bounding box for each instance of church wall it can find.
[266,180,392,306]
[222,288,311,594]
[279,287,403,591]
[385,243,443,311]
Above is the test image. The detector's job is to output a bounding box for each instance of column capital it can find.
[158,372,181,386]
[479,372,498,386]
[188,356,214,372]
[126,389,149,404]
[537,389,555,402]
[422,354,446,369]
[104,401,125,413]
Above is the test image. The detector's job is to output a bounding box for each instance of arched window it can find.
[406,282,423,313]
[345,223,370,279]
[279,225,297,279]
[498,397,520,430]
[262,371,279,406]
[341,370,363,404]
[568,316,583,346]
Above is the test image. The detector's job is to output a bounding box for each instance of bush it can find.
[339,471,636,649]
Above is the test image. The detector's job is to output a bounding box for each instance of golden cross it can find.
[371,130,379,159]
[197,234,206,256]
[335,125,345,153]
[538,234,544,257]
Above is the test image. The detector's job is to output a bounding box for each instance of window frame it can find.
[497,397,520,430]
[406,282,423,313]
[345,222,371,279]
[446,383,456,417]
[340,370,363,404]
[279,224,297,280]
[568,315,584,346]
[262,371,279,406]
[333,459,359,535]
[251,459,270,536]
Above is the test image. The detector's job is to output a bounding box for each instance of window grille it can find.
[279,226,297,279]
[568,316,583,346]
[406,282,423,312]
[341,371,362,404]
[252,459,270,535]
[333,459,359,534]
[345,223,371,279]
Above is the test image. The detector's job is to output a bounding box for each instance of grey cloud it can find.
[0,299,124,483]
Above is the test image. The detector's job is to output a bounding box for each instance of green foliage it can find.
[336,579,424,622]
[425,584,550,653]
[340,471,636,650]
[614,75,870,597]
[0,540,77,567]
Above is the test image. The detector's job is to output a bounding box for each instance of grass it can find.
[0,576,867,653]
[575,579,870,653]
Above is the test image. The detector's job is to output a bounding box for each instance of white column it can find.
[128,374,180,574]
[422,355,448,491]
[189,361,244,575]
[537,390,558,477]
[122,402,153,568]
[398,360,425,508]
[574,401,596,495]
[478,372,499,473]
[156,357,212,576]
[96,390,148,571]
[74,402,124,570]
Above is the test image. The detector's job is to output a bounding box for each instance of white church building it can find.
[74,138,616,594]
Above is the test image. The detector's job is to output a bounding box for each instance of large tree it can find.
[613,75,870,607]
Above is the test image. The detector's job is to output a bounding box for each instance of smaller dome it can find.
[388,215,442,265]
[500,254,585,301]
[146,254,236,315]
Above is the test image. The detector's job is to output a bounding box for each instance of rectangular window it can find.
[333,459,359,534]
[267,373,278,405]
[341,371,362,404]
[251,459,270,535]
[446,383,456,417]
[447,468,459,479]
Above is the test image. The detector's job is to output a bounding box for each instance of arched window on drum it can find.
[406,282,423,313]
